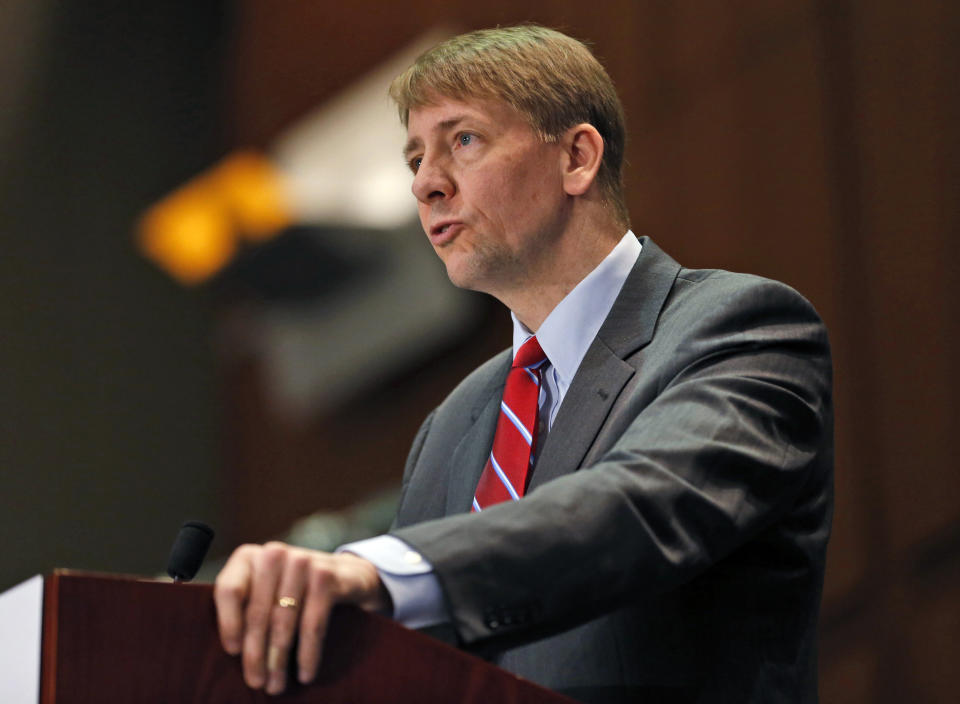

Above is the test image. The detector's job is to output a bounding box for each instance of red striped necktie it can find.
[472,336,548,511]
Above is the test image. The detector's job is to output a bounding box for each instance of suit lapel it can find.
[597,237,680,358]
[528,341,635,490]
[528,237,681,490]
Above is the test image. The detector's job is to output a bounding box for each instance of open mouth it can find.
[432,221,460,237]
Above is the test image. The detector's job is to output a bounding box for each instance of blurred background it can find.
[1,1,957,701]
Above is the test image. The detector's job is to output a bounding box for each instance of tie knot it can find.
[513,336,547,369]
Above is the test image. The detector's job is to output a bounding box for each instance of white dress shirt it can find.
[341,231,642,628]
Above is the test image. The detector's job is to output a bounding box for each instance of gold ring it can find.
[277,596,299,609]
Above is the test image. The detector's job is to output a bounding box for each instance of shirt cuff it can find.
[337,534,448,629]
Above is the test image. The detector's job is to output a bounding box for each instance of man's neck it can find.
[504,220,624,331]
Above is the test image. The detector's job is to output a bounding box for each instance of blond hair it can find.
[390,25,629,227]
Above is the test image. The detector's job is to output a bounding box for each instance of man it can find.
[214,25,833,703]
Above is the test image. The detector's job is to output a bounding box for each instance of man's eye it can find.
[410,156,422,173]
[459,133,473,146]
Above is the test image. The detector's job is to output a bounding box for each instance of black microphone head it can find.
[166,520,215,581]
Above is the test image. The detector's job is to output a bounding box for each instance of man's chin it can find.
[444,267,479,292]
[442,258,486,293]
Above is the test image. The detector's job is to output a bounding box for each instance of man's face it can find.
[404,96,569,297]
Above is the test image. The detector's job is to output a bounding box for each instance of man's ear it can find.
[561,123,604,197]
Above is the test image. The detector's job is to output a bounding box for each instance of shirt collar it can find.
[511,231,642,383]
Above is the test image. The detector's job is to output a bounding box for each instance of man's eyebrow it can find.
[402,116,468,159]
[402,137,422,161]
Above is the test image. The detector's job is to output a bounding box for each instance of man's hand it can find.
[213,542,389,695]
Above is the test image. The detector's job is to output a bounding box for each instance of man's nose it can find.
[412,157,454,204]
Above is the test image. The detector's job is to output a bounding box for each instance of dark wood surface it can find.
[39,571,575,704]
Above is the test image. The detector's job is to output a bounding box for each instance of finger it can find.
[265,549,310,695]
[296,556,337,685]
[241,542,286,689]
[213,545,256,655]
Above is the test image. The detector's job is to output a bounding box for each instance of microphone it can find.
[166,521,215,582]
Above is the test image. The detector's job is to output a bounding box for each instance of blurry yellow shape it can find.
[137,151,293,285]
[218,152,292,242]
[139,184,235,285]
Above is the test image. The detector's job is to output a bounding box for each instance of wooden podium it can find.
[7,571,576,703]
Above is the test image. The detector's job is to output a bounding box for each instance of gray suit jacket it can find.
[391,237,833,703]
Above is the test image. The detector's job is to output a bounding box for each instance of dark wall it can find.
[0,3,228,587]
